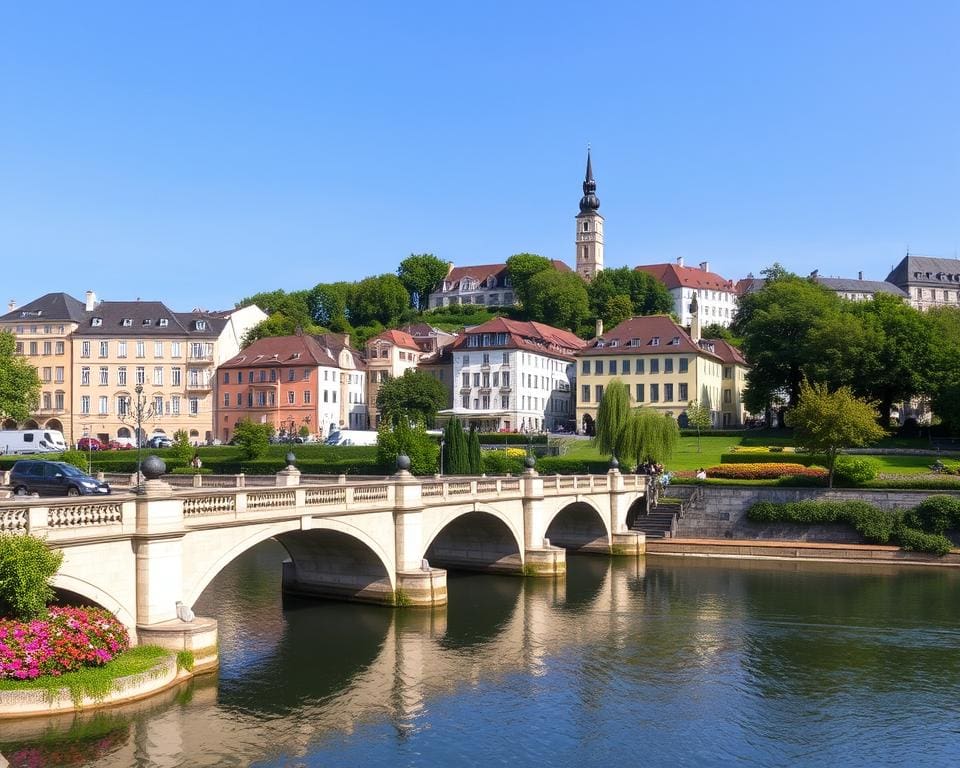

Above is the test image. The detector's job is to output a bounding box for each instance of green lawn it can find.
[560,435,743,472]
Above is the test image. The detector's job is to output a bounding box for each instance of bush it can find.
[376,419,439,476]
[707,463,828,480]
[169,466,214,475]
[894,524,953,556]
[171,430,193,463]
[535,456,610,475]
[833,456,880,485]
[478,434,548,446]
[0,606,129,680]
[912,495,960,535]
[481,451,526,475]
[0,534,64,620]
[232,420,274,460]
[58,450,90,471]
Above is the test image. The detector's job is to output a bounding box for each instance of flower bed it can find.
[706,463,828,480]
[0,606,129,680]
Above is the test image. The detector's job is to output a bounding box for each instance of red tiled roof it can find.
[635,263,735,292]
[578,315,726,361]
[709,339,747,366]
[368,329,420,350]
[442,260,572,289]
[451,316,587,360]
[220,334,338,368]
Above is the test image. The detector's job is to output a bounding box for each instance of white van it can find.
[323,429,378,447]
[0,429,68,455]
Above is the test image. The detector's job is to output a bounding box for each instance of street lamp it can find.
[122,384,156,493]
[440,438,446,476]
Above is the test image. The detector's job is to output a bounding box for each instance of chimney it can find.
[84,290,97,312]
[810,269,819,279]
[7,299,15,313]
[699,261,709,272]
[343,334,351,349]
[858,271,863,280]
[676,256,684,268]
[595,318,603,338]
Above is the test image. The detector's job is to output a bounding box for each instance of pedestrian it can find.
[191,452,203,472]
[696,467,707,480]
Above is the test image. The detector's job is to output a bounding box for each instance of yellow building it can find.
[575,312,748,434]
[1,291,266,445]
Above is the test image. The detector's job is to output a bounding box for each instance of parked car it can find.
[9,460,111,497]
[146,435,174,449]
[107,440,135,451]
[77,437,104,451]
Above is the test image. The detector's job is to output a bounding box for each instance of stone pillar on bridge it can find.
[393,457,447,607]
[134,457,218,660]
[606,462,645,556]
[521,458,566,576]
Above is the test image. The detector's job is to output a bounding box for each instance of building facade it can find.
[575,149,604,282]
[885,253,960,310]
[0,291,265,445]
[575,311,749,434]
[364,329,423,428]
[736,271,909,303]
[427,260,573,309]
[443,318,585,433]
[635,259,738,327]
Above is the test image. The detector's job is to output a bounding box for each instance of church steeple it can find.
[575,148,604,281]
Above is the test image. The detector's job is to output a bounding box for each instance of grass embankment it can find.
[0,645,171,703]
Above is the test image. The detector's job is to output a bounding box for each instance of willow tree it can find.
[626,409,680,467]
[594,379,631,462]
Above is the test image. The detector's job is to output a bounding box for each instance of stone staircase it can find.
[630,496,683,539]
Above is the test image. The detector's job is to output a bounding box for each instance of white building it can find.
[635,258,738,327]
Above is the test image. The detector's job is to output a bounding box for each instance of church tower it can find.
[575,148,604,281]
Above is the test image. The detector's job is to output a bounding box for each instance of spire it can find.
[579,147,600,214]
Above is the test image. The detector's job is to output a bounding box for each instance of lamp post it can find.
[440,438,446,476]
[123,384,156,493]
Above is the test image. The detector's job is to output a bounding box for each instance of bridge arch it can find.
[51,573,137,632]
[423,505,524,574]
[185,518,396,607]
[544,498,611,553]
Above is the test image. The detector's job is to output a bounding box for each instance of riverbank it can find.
[646,537,960,567]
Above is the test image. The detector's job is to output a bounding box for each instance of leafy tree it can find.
[171,429,193,463]
[308,282,352,328]
[587,267,674,320]
[442,418,470,474]
[594,379,631,462]
[684,400,712,452]
[506,253,553,310]
[524,270,590,330]
[919,307,960,431]
[0,533,63,620]
[398,254,450,312]
[700,323,740,345]
[0,331,41,421]
[348,274,410,327]
[602,295,634,329]
[468,424,482,474]
[237,289,312,323]
[242,313,324,347]
[786,380,887,488]
[376,417,439,476]
[59,450,89,471]
[625,409,680,467]
[376,369,448,427]
[232,419,274,460]
[298,424,311,438]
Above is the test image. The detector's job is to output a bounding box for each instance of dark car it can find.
[9,460,111,497]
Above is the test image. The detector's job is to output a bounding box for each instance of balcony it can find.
[34,407,67,415]
[188,353,215,365]
[499,386,513,393]
[185,381,213,393]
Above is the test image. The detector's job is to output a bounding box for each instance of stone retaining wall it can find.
[677,486,960,540]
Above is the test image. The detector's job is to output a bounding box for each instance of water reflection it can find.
[3,548,960,768]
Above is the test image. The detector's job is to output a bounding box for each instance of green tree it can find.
[307,282,352,328]
[625,410,680,467]
[242,313,324,347]
[348,274,410,327]
[376,417,439,476]
[684,400,712,452]
[700,323,740,345]
[0,533,63,620]
[786,380,887,488]
[398,254,450,312]
[376,369,449,427]
[524,270,591,330]
[468,424,482,475]
[506,253,553,310]
[602,294,634,329]
[594,379,631,462]
[0,331,41,421]
[232,419,274,460]
[171,429,193,463]
[443,418,470,474]
[587,267,674,320]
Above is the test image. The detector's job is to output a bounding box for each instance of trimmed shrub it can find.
[58,450,90,471]
[478,434,548,446]
[170,466,214,475]
[912,495,960,535]
[833,456,880,485]
[707,463,828,481]
[0,534,64,620]
[481,451,526,475]
[535,457,610,475]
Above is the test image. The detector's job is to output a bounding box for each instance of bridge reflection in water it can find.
[5,548,960,768]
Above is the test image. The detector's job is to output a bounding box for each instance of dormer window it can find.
[609,340,619,347]
[630,338,641,347]
[121,318,132,327]
[195,320,206,331]
[92,318,103,327]
[670,336,680,345]
[142,319,152,326]
[650,337,660,346]
[158,318,168,327]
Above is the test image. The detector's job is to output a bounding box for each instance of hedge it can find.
[720,452,829,466]
[746,499,954,556]
[477,434,548,446]
[534,457,611,475]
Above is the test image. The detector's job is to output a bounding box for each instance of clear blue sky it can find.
[2,2,957,311]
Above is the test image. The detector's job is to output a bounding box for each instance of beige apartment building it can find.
[364,329,423,428]
[0,291,265,445]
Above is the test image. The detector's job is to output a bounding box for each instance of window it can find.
[607,360,617,375]
[196,320,206,331]
[650,359,660,374]
[582,385,590,403]
[501,395,509,408]
[136,366,146,385]
[582,360,591,375]
[117,367,127,386]
[159,318,168,327]
[99,367,109,386]
[153,367,163,386]
[287,391,295,404]
[136,341,145,358]
[635,383,644,402]
[481,395,490,409]
[154,395,163,413]
[664,383,674,401]
[99,341,109,358]
[81,341,91,358]
[81,395,90,414]
[117,396,130,417]
[223,371,230,384]
[189,398,199,415]
[81,367,90,386]
[98,396,108,415]
[122,318,133,327]
[635,359,645,375]
[462,372,470,388]
[620,359,629,374]
[650,384,660,402]
[225,393,232,407]
[303,370,310,381]
[42,392,51,410]
[473,373,480,386]
[43,341,51,355]
[236,393,242,406]
[171,342,181,357]
[154,341,163,358]
[304,390,311,404]
[91,318,102,327]
[42,367,51,383]
[289,369,295,381]
[171,367,182,386]
[142,319,152,327]
[679,383,688,401]
[724,389,732,403]
[664,358,674,374]
[55,366,64,383]
[650,337,660,346]
[679,358,689,374]
[29,341,37,355]
[595,385,604,402]
[118,340,127,358]
[723,366,732,379]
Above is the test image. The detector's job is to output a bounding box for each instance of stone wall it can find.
[677,486,960,540]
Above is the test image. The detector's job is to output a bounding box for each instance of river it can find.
[3,544,960,767]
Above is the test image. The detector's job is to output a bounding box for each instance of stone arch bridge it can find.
[0,468,646,655]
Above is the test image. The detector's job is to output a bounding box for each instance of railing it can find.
[47,501,123,528]
[0,507,28,532]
